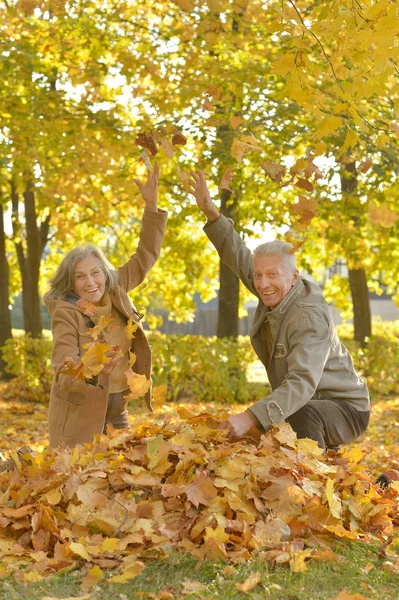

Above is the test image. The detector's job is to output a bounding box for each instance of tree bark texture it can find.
[0,201,13,377]
[11,179,50,338]
[216,188,240,338]
[340,161,371,345]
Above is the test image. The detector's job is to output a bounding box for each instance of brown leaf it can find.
[358,157,372,173]
[296,178,314,192]
[135,132,159,156]
[172,130,187,147]
[334,591,371,600]
[185,472,218,507]
[218,167,234,193]
[260,161,286,183]
[203,97,214,111]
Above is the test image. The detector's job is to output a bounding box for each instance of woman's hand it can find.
[187,170,220,222]
[133,163,160,211]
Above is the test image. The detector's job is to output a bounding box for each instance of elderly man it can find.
[188,170,370,450]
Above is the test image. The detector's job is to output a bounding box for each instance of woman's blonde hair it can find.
[43,245,119,302]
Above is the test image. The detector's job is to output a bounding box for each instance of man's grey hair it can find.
[43,244,119,301]
[252,240,297,272]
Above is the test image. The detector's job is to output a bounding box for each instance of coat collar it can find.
[267,277,304,321]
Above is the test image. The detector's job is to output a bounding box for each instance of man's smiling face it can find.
[253,254,299,310]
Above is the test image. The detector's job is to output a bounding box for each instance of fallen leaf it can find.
[80,564,104,590]
[235,571,262,592]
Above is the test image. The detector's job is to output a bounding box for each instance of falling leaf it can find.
[230,115,244,129]
[235,571,262,592]
[89,316,113,341]
[160,137,175,157]
[289,196,319,228]
[358,157,372,173]
[172,130,187,147]
[76,298,97,318]
[231,134,262,163]
[124,370,151,400]
[296,178,314,192]
[218,167,234,193]
[260,161,286,183]
[177,165,192,192]
[203,97,214,111]
[80,565,104,590]
[369,203,399,228]
[135,132,159,156]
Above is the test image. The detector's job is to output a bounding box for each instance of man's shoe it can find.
[376,469,399,490]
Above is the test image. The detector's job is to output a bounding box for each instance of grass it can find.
[1,542,399,599]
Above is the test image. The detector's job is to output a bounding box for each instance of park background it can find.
[1,0,399,599]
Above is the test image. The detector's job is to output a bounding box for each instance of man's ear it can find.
[292,269,299,285]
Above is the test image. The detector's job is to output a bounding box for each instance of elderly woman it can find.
[43,166,167,448]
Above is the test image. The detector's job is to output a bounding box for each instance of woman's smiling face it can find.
[73,255,107,305]
[253,254,298,310]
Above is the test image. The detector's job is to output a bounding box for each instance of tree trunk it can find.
[0,201,13,378]
[216,188,240,338]
[348,268,371,344]
[11,179,50,338]
[340,161,371,345]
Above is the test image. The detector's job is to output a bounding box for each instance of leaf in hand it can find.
[81,342,114,378]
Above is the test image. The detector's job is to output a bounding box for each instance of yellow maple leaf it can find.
[108,561,145,583]
[81,342,114,379]
[128,349,137,368]
[125,317,138,340]
[80,564,104,590]
[231,134,262,163]
[124,370,151,400]
[314,115,342,139]
[341,129,359,153]
[325,478,342,519]
[89,316,113,341]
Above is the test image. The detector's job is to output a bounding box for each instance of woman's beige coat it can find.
[45,207,167,448]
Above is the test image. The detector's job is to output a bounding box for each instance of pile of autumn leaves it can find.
[0,413,398,587]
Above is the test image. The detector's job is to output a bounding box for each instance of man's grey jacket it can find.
[205,214,370,432]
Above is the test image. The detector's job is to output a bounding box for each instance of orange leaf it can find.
[235,572,261,592]
[369,203,399,228]
[358,157,372,173]
[76,298,97,318]
[296,178,314,192]
[230,115,244,129]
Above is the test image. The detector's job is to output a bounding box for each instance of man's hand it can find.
[187,170,220,222]
[218,411,258,441]
[133,162,160,211]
